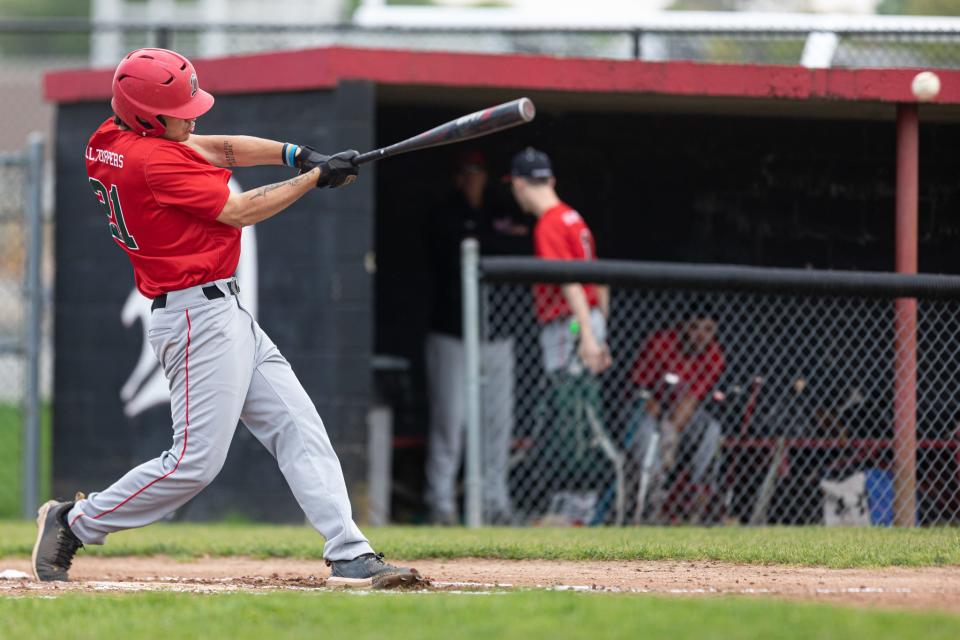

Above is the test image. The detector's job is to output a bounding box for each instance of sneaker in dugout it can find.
[326,552,423,589]
[32,493,85,582]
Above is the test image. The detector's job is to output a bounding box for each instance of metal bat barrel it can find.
[353,97,536,165]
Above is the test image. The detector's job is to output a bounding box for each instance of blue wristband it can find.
[282,143,300,167]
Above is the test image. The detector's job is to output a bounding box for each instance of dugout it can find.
[45,47,960,523]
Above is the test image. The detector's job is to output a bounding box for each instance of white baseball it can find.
[911,71,941,102]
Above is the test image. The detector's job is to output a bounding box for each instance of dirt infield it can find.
[1,557,958,613]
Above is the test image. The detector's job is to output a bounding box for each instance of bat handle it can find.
[352,150,382,166]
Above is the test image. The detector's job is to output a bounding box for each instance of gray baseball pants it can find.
[67,278,373,561]
[630,408,722,485]
[424,332,515,521]
[539,308,606,374]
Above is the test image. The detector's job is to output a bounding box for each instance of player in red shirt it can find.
[32,48,419,588]
[509,148,610,376]
[631,316,726,428]
[509,148,614,520]
[628,314,726,522]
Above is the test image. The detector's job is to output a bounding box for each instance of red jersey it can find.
[532,202,600,323]
[85,118,237,298]
[631,328,725,401]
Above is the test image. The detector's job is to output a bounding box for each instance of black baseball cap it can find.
[456,149,486,173]
[510,147,553,179]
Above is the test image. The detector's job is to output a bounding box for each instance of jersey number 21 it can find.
[89,177,139,250]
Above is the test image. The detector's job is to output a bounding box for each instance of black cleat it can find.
[31,497,84,582]
[326,552,422,589]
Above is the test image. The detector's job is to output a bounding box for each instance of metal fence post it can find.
[22,132,44,518]
[462,238,483,527]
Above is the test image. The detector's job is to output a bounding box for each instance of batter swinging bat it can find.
[352,98,536,166]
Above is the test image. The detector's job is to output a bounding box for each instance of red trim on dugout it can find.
[45,46,960,106]
[70,309,192,528]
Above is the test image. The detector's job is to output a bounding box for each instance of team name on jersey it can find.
[85,146,124,168]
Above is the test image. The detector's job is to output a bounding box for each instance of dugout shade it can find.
[45,47,960,522]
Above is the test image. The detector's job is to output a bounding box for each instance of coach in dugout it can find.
[508,148,612,510]
[423,150,531,526]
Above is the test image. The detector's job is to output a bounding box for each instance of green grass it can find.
[0,402,52,518]
[0,590,957,640]
[1,522,958,567]
[0,404,20,517]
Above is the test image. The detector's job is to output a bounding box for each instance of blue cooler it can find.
[865,469,894,526]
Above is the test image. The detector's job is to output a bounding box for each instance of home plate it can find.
[0,570,31,580]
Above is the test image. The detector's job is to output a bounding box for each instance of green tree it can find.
[0,0,90,18]
[0,0,92,56]
[877,0,960,15]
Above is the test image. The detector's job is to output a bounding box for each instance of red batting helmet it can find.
[111,48,214,137]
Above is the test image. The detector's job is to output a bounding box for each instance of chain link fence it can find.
[465,253,960,527]
[0,136,46,519]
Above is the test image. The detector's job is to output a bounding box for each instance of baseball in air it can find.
[911,71,941,102]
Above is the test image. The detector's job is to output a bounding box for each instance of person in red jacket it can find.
[629,313,726,522]
[31,48,418,588]
[632,315,725,431]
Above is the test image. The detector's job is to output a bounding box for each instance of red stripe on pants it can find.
[71,309,192,527]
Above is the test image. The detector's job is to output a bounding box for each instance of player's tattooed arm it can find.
[216,169,320,228]
[223,141,238,167]
[184,134,287,168]
[247,172,313,200]
[247,182,282,201]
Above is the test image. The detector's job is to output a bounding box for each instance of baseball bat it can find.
[748,378,806,525]
[352,97,536,166]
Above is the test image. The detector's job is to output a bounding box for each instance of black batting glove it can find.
[294,145,327,172]
[319,150,360,189]
[296,146,360,189]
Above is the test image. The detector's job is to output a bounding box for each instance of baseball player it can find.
[627,314,726,522]
[508,148,613,516]
[508,148,610,377]
[31,48,419,589]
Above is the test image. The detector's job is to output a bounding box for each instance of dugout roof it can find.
[45,46,960,122]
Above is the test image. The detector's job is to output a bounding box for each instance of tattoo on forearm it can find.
[247,172,312,200]
[248,183,282,200]
[223,141,237,166]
